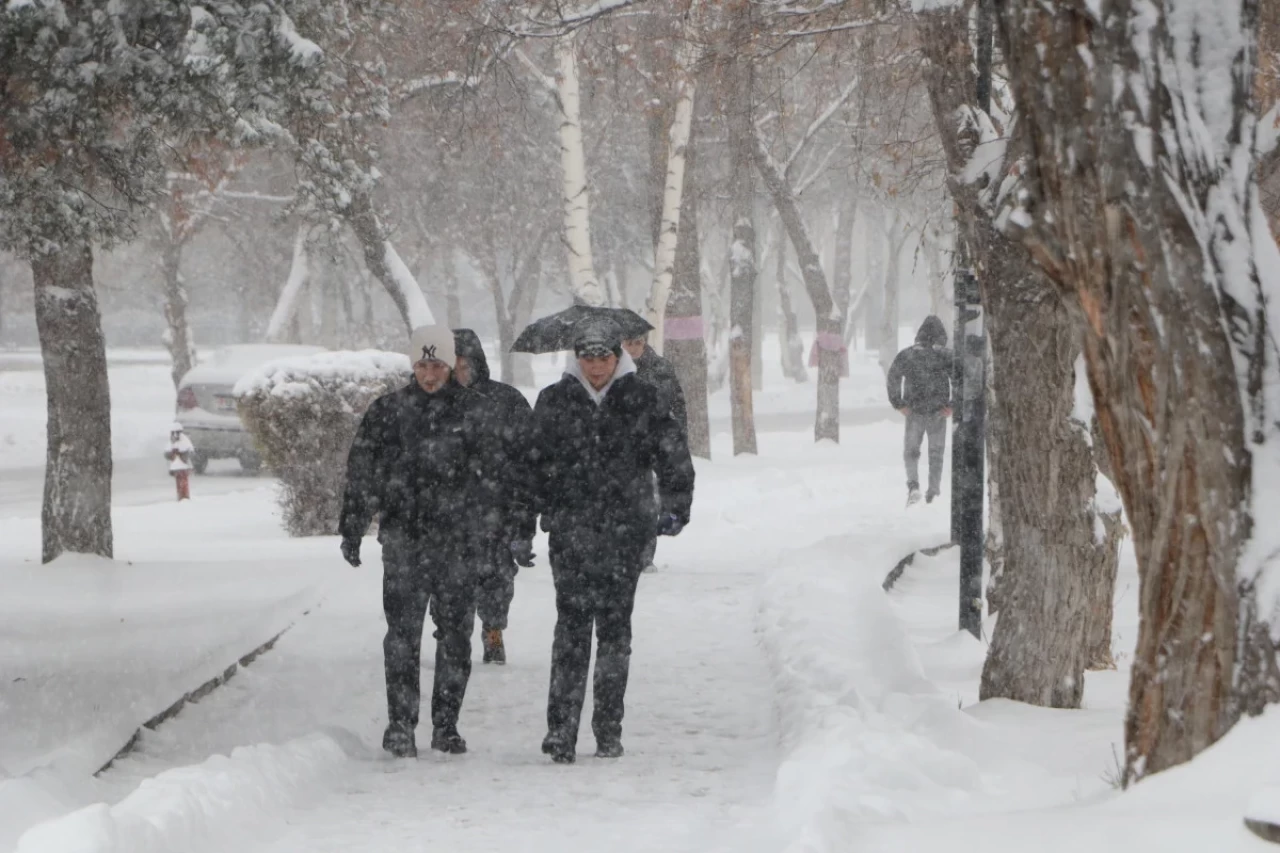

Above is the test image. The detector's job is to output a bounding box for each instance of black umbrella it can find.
[511,305,653,354]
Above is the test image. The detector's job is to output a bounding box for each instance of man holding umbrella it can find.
[527,316,694,764]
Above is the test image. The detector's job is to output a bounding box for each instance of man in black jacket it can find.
[451,328,536,665]
[339,325,530,759]
[886,315,953,506]
[532,319,694,764]
[622,334,688,574]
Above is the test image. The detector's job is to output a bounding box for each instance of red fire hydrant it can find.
[165,422,195,501]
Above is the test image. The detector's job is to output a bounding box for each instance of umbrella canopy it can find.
[511,305,653,354]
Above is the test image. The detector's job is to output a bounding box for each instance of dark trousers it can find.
[904,410,947,493]
[546,548,642,744]
[382,539,476,732]
[476,564,515,632]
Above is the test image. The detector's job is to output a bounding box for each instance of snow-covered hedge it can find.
[235,351,410,536]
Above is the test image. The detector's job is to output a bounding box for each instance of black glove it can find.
[656,514,685,537]
[340,536,362,568]
[509,539,536,568]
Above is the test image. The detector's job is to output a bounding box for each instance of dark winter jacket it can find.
[634,345,688,435]
[530,367,694,570]
[453,329,537,547]
[339,380,519,556]
[886,316,953,414]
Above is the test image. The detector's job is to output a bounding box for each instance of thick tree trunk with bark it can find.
[997,0,1280,780]
[832,195,858,347]
[775,229,807,384]
[32,240,112,564]
[921,5,1120,709]
[159,239,196,389]
[727,52,758,456]
[754,132,840,441]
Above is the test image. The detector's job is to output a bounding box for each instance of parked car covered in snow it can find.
[175,344,326,472]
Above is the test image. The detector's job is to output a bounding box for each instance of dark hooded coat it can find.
[339,378,524,557]
[530,368,694,573]
[633,345,688,434]
[886,316,953,414]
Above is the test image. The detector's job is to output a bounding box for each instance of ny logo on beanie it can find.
[422,345,437,362]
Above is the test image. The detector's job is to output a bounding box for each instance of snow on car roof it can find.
[179,345,328,387]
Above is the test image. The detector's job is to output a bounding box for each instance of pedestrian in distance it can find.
[621,333,688,575]
[164,422,194,501]
[339,325,532,759]
[886,315,954,506]
[450,328,537,665]
[532,318,694,765]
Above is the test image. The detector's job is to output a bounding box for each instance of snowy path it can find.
[98,433,821,853]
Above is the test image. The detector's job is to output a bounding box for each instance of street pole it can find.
[951,269,985,638]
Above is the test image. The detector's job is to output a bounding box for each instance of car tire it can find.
[191,451,209,475]
[239,452,263,474]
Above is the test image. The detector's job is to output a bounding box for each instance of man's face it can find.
[454,355,473,387]
[622,337,646,361]
[413,360,452,393]
[578,353,619,391]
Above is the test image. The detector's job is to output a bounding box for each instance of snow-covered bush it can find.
[236,351,410,536]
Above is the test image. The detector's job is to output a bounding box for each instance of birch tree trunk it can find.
[753,131,841,442]
[442,248,463,329]
[32,239,112,564]
[998,0,1280,780]
[647,73,697,352]
[555,33,604,307]
[920,5,1119,710]
[266,225,311,344]
[160,239,196,389]
[727,51,759,456]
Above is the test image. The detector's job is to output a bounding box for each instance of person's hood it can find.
[565,350,638,405]
[916,315,948,348]
[452,328,491,384]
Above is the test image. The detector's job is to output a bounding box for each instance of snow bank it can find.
[15,732,347,853]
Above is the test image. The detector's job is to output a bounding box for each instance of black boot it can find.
[431,725,467,755]
[382,723,417,759]
[595,736,624,759]
[542,731,576,765]
[482,628,506,665]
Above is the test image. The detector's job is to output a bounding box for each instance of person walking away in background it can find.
[339,325,515,759]
[622,333,688,574]
[165,423,194,501]
[533,319,694,764]
[451,328,537,665]
[886,315,953,506]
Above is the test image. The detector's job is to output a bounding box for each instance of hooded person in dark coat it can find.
[622,334,688,573]
[450,329,536,665]
[532,319,694,764]
[886,315,953,505]
[339,325,531,759]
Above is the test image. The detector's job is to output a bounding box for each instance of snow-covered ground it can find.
[8,327,1276,853]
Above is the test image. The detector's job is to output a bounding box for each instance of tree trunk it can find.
[647,66,697,354]
[160,239,196,389]
[920,5,1118,710]
[832,194,857,346]
[266,225,310,344]
[665,116,711,459]
[32,240,112,564]
[348,191,436,332]
[555,33,604,307]
[727,51,758,456]
[775,229,806,384]
[878,216,905,377]
[442,248,463,329]
[753,134,839,440]
[997,0,1280,780]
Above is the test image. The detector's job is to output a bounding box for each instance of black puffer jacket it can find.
[453,329,536,544]
[531,368,694,570]
[339,381,514,555]
[634,345,688,434]
[887,316,953,414]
